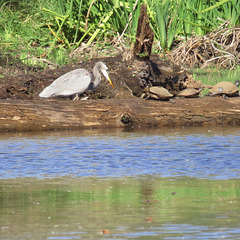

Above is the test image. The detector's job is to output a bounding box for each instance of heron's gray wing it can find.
[45,69,92,97]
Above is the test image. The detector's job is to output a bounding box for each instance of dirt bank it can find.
[0,55,202,100]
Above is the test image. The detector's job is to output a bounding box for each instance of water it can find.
[0,127,240,239]
[0,127,240,180]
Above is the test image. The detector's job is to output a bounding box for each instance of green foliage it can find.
[0,0,239,66]
[146,0,240,51]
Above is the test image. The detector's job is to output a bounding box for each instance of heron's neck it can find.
[92,67,101,89]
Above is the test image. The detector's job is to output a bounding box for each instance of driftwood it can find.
[0,97,240,132]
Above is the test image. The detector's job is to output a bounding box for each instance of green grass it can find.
[0,0,239,73]
[192,67,240,85]
[191,66,240,96]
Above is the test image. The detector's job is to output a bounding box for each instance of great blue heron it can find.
[39,61,114,99]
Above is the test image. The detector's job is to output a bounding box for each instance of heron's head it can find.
[99,62,114,88]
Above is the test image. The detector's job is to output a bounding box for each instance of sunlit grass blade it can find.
[183,20,212,32]
[155,3,167,51]
[201,0,231,13]
[86,9,113,46]
[48,14,69,53]
[73,0,83,45]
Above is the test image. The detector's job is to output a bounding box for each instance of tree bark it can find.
[133,4,154,59]
[0,97,240,132]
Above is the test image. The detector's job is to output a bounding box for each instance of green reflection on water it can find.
[0,176,240,239]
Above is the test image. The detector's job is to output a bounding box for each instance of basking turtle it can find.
[141,86,173,100]
[178,88,201,98]
[209,81,239,98]
[234,79,240,87]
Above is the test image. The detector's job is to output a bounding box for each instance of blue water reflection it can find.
[0,127,240,179]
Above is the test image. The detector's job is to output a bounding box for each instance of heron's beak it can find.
[101,69,114,88]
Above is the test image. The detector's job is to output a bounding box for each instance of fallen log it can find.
[0,97,240,132]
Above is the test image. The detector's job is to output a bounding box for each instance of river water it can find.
[0,127,240,239]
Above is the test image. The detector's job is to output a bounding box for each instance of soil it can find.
[0,55,202,100]
[0,54,239,132]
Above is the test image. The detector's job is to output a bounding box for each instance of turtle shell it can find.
[178,88,200,98]
[149,87,173,100]
[209,82,239,96]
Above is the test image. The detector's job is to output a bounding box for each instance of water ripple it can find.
[0,128,240,179]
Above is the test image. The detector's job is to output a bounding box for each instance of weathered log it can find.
[0,97,240,132]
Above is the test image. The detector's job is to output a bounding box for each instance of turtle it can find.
[141,86,173,100]
[209,81,239,98]
[234,79,240,87]
[177,88,201,98]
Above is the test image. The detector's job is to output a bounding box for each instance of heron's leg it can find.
[73,94,79,100]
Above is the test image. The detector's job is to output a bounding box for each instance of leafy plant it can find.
[1,0,240,68]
